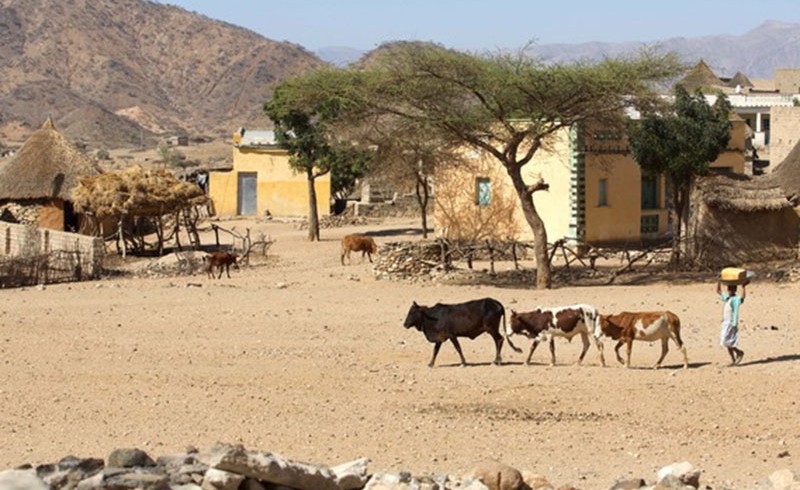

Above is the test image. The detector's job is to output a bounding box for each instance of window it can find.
[476,177,492,207]
[641,174,659,210]
[641,214,659,234]
[598,178,608,206]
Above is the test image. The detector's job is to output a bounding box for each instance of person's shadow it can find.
[738,354,800,367]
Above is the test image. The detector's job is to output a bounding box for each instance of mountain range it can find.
[1,0,799,149]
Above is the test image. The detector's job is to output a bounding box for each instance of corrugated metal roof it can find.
[237,129,278,147]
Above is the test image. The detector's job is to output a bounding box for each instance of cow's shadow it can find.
[738,354,800,367]
[606,361,711,370]
[435,361,526,368]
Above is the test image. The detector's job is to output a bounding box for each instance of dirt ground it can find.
[0,218,798,489]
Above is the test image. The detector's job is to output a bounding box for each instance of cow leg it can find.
[490,331,504,365]
[625,338,633,368]
[654,337,669,369]
[225,263,231,279]
[614,340,625,365]
[429,342,442,368]
[549,337,556,366]
[577,332,590,365]
[361,250,367,263]
[450,337,467,366]
[526,340,540,365]
[595,338,607,367]
[672,330,689,369]
[367,251,373,263]
[216,265,223,279]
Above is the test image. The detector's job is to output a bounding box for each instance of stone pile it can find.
[372,241,445,281]
[0,447,797,490]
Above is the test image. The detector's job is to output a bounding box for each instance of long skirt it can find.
[720,320,739,348]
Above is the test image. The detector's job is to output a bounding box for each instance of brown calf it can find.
[597,311,688,369]
[204,251,239,279]
[508,304,602,366]
[341,234,378,265]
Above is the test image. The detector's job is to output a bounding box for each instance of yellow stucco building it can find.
[209,129,331,218]
[435,118,747,246]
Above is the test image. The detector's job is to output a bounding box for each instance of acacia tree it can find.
[355,44,683,288]
[264,79,370,241]
[628,85,731,266]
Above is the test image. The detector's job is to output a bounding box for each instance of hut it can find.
[688,173,797,266]
[0,118,101,232]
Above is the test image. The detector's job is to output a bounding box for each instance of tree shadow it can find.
[738,354,800,367]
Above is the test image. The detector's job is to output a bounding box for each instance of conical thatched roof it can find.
[0,118,101,201]
[73,165,207,218]
[678,60,725,92]
[728,71,754,89]
[695,173,791,212]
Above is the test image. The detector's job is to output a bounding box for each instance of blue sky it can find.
[167,0,800,51]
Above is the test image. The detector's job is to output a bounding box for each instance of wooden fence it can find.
[0,223,104,287]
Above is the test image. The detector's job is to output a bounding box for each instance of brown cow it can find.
[597,311,688,369]
[508,304,602,366]
[204,251,239,279]
[341,234,378,265]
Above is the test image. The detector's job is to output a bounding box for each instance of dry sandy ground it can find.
[1,218,798,489]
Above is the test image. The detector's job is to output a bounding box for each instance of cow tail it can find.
[502,307,522,353]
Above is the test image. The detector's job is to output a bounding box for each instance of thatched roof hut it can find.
[0,118,101,231]
[678,60,725,93]
[689,173,797,266]
[0,118,100,202]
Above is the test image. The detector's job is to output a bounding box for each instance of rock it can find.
[76,472,104,490]
[470,462,524,490]
[202,468,245,490]
[104,472,170,490]
[0,469,49,490]
[653,474,694,490]
[521,471,554,490]
[609,479,646,490]
[171,485,202,490]
[57,456,105,475]
[212,445,339,490]
[770,469,800,490]
[108,448,157,468]
[157,453,195,469]
[363,472,420,490]
[240,479,267,490]
[656,462,700,488]
[331,457,370,490]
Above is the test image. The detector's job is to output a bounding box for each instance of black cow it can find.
[403,298,521,367]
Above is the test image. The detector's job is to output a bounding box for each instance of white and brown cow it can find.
[596,311,688,369]
[507,305,602,366]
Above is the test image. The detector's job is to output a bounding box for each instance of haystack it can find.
[0,118,101,231]
[73,165,207,218]
[689,173,797,266]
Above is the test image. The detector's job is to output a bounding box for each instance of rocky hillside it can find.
[527,20,800,79]
[0,0,325,147]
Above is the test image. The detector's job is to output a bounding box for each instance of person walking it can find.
[716,281,746,365]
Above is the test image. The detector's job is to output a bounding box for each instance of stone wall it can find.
[769,106,800,167]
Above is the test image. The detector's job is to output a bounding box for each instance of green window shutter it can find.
[476,177,491,207]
